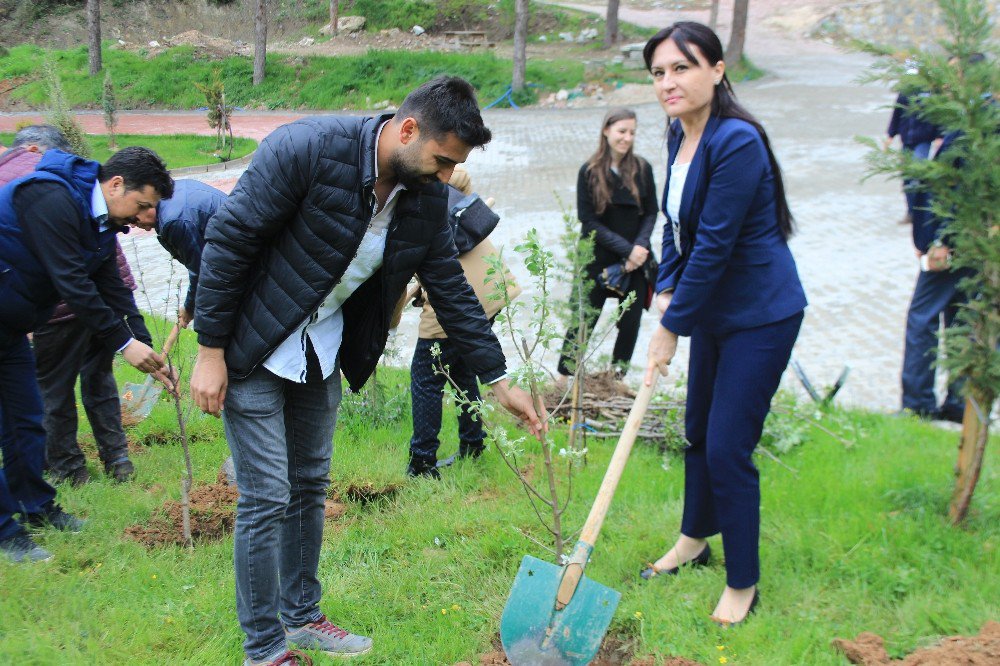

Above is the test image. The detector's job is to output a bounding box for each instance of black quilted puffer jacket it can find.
[194,114,505,390]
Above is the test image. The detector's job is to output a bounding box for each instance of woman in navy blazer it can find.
[639,22,807,625]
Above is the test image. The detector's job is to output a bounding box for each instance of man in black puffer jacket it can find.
[190,77,546,666]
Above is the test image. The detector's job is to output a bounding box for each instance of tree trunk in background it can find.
[709,0,720,32]
[87,0,102,75]
[604,0,620,49]
[253,0,267,86]
[724,0,749,65]
[949,394,993,524]
[512,0,529,91]
[329,0,340,36]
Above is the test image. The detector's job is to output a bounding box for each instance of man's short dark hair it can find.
[99,146,174,199]
[396,76,492,148]
[11,124,72,152]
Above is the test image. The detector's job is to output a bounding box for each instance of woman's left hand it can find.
[645,324,679,386]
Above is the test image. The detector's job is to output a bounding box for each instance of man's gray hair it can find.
[11,124,72,152]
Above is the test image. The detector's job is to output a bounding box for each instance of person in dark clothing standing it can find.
[189,77,545,666]
[0,127,144,486]
[0,146,174,564]
[885,68,942,223]
[129,178,228,329]
[557,107,658,385]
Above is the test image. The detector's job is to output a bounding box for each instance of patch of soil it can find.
[458,633,700,666]
[124,482,238,547]
[833,621,1000,665]
[324,500,348,520]
[330,481,403,504]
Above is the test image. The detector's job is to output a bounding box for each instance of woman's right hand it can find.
[656,291,672,315]
[628,245,649,267]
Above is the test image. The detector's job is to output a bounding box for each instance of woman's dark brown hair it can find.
[586,107,649,216]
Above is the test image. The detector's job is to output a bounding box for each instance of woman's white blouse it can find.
[667,160,690,254]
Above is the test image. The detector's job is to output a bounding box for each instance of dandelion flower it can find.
[634,611,643,619]
[451,604,460,611]
[719,658,728,664]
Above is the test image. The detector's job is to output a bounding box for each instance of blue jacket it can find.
[0,150,148,346]
[887,92,941,149]
[657,116,807,337]
[155,179,228,314]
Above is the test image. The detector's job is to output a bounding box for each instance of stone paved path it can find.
[1,7,924,411]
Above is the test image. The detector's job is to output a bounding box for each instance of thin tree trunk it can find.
[512,0,529,91]
[329,0,340,36]
[87,0,102,75]
[253,0,267,86]
[603,0,620,49]
[708,0,720,32]
[949,394,993,524]
[724,0,749,65]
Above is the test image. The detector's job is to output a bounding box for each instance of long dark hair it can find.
[586,107,648,215]
[643,22,795,239]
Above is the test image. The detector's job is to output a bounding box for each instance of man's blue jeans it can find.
[223,356,342,661]
[0,333,58,540]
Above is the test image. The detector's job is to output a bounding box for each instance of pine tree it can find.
[42,56,91,158]
[863,0,999,524]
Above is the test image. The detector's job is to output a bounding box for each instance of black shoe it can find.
[640,543,711,580]
[107,459,135,483]
[437,443,486,469]
[938,405,965,424]
[458,442,485,459]
[23,504,85,533]
[51,466,91,487]
[0,533,53,563]
[406,456,441,479]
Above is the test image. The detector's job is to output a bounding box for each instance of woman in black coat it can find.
[557,107,658,384]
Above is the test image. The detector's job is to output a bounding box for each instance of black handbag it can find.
[447,189,500,254]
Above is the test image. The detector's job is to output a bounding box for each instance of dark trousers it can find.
[33,318,129,476]
[0,333,57,540]
[409,337,483,464]
[681,312,803,589]
[558,269,646,377]
[901,268,966,415]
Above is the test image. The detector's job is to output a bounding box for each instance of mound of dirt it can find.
[833,621,1000,665]
[456,634,703,665]
[125,482,238,547]
[167,30,252,57]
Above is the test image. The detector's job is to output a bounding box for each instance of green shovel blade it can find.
[500,555,621,665]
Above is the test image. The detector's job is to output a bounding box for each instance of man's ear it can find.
[398,117,420,145]
[103,175,125,197]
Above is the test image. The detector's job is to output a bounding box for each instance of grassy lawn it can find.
[1,316,996,664]
[0,132,257,170]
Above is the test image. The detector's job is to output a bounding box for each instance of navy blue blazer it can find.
[657,116,807,337]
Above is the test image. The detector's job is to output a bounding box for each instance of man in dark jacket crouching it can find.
[190,76,546,666]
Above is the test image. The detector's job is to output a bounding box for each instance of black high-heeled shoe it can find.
[639,543,712,580]
[710,589,760,627]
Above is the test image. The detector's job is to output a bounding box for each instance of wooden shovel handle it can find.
[161,323,181,357]
[555,376,659,609]
[579,375,658,547]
